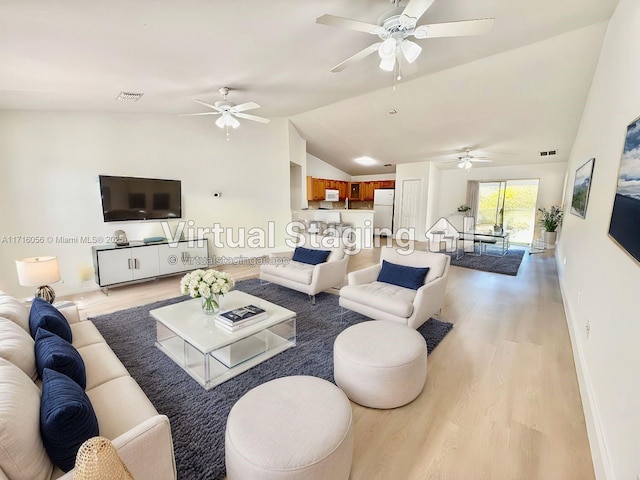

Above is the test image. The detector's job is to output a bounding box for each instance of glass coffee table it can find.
[151,290,296,390]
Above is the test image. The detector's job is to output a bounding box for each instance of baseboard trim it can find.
[555,250,614,480]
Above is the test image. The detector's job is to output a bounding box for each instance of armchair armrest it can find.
[408,275,449,329]
[347,264,381,286]
[57,415,176,480]
[309,256,349,293]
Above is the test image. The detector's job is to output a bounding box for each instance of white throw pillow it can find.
[0,358,53,480]
[0,317,37,380]
[0,294,30,333]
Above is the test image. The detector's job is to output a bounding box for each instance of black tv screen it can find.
[99,175,182,222]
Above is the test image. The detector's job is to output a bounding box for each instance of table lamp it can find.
[15,256,61,303]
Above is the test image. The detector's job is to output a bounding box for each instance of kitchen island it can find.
[292,209,375,250]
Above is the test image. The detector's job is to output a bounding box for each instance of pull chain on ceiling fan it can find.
[316,0,494,77]
[180,87,270,140]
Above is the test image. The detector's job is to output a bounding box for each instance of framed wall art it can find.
[570,158,595,218]
[609,117,640,263]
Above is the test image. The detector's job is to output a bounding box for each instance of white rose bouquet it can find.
[180,269,235,314]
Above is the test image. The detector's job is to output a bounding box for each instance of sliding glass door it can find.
[476,179,539,244]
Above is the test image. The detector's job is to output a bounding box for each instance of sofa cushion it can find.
[261,261,315,285]
[35,328,86,389]
[78,342,130,390]
[70,321,106,349]
[340,282,416,318]
[0,316,38,380]
[86,376,159,440]
[377,260,430,290]
[29,298,72,342]
[292,246,331,265]
[0,294,30,332]
[0,358,53,480]
[40,368,99,472]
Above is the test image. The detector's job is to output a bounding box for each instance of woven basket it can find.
[74,436,134,480]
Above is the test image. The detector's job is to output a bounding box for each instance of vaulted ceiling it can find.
[0,0,619,174]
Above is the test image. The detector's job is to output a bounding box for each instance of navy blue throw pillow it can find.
[292,247,331,265]
[377,260,430,290]
[40,368,99,472]
[29,298,72,342]
[35,328,86,389]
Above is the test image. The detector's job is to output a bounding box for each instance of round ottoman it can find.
[334,320,427,409]
[225,375,353,480]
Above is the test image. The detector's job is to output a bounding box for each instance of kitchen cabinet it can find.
[362,182,375,201]
[312,178,326,200]
[306,176,314,201]
[380,180,395,189]
[338,181,348,201]
[349,182,362,200]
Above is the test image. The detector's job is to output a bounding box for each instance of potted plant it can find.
[538,205,564,246]
[457,204,472,216]
[180,269,235,315]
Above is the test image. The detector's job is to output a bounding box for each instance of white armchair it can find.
[339,246,450,329]
[260,235,350,304]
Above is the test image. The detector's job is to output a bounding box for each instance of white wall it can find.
[288,122,307,210]
[434,162,567,233]
[557,0,640,478]
[0,111,291,297]
[350,173,396,181]
[306,153,351,181]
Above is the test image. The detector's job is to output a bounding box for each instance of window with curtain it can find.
[474,179,540,244]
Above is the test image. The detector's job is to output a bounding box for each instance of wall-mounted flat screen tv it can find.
[99,175,182,222]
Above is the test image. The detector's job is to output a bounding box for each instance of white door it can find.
[96,249,134,286]
[399,179,421,240]
[131,245,160,280]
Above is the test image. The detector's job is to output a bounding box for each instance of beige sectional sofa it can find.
[0,292,176,480]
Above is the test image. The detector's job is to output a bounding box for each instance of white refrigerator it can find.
[373,189,394,236]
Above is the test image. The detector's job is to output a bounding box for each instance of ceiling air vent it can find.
[539,150,557,157]
[115,92,144,102]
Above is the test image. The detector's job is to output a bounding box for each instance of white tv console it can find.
[92,239,208,293]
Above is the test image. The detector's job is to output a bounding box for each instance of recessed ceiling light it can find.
[354,156,377,166]
[115,91,144,102]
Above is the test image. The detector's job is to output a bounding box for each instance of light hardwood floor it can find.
[61,245,594,480]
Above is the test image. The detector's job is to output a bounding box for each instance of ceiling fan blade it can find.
[415,18,495,39]
[234,112,271,124]
[316,14,380,34]
[179,112,221,117]
[193,98,222,111]
[401,0,436,22]
[330,42,382,72]
[231,101,260,112]
[470,159,493,163]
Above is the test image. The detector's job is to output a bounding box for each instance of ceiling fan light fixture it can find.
[413,26,428,39]
[379,55,396,72]
[215,116,225,129]
[401,40,422,63]
[378,37,397,59]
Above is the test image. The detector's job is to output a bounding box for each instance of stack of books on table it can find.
[215,305,268,333]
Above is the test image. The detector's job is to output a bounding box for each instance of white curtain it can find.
[466,181,479,220]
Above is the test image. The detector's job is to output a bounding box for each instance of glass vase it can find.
[201,294,220,315]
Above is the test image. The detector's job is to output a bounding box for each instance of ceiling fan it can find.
[181,87,270,137]
[316,0,494,76]
[441,149,493,170]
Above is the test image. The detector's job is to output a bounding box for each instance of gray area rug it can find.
[90,278,453,480]
[449,248,526,276]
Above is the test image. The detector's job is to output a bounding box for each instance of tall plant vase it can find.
[543,230,557,247]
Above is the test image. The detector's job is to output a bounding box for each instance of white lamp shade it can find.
[378,38,397,59]
[379,55,396,72]
[401,40,422,64]
[15,257,60,286]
